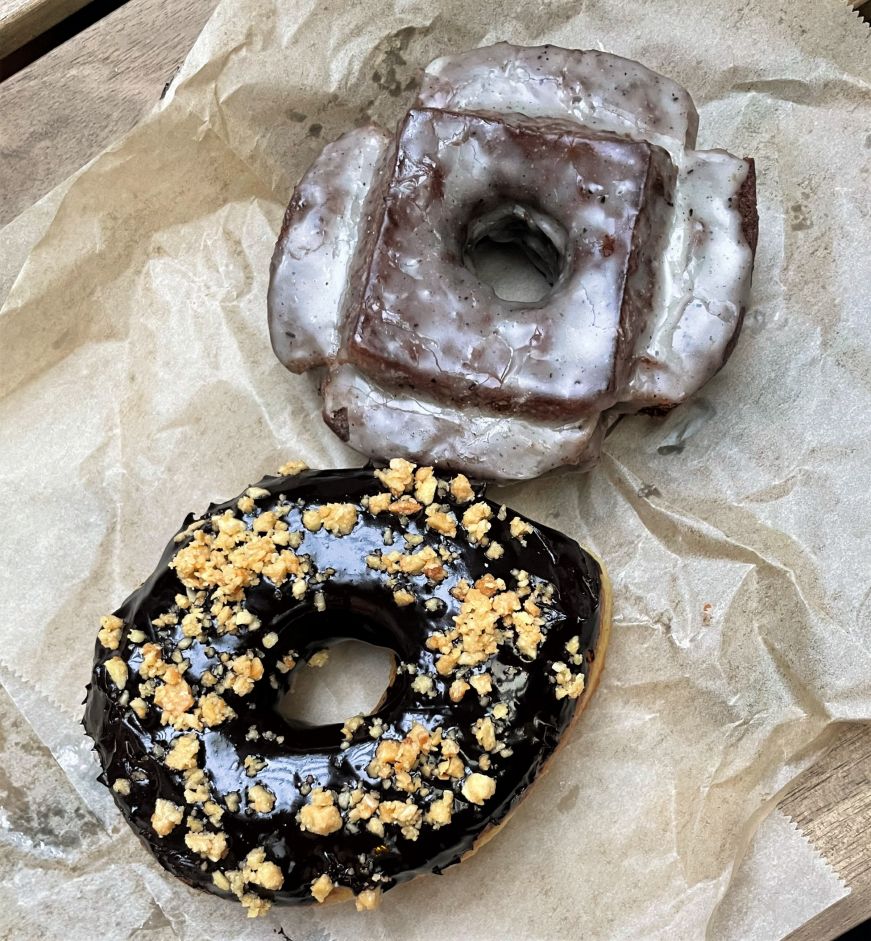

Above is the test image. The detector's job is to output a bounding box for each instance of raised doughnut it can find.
[84,461,610,915]
[268,43,758,480]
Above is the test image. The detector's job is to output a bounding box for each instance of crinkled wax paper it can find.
[1,0,870,938]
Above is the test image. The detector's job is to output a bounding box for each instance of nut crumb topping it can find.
[151,798,183,836]
[214,846,284,917]
[105,656,128,689]
[303,503,358,536]
[98,614,124,650]
[355,887,382,911]
[299,788,342,835]
[425,504,458,537]
[374,458,415,495]
[425,790,453,827]
[413,467,438,506]
[553,661,585,700]
[311,873,334,903]
[277,459,308,476]
[461,503,493,544]
[449,475,475,503]
[112,778,131,796]
[509,517,534,541]
[247,784,276,814]
[461,772,496,805]
[485,541,504,560]
[308,649,329,668]
[392,589,415,607]
[165,733,199,771]
[388,495,423,516]
[185,829,228,861]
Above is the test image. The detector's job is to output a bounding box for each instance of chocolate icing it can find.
[84,467,606,908]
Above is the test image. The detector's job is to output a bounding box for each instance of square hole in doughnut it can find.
[345,107,677,419]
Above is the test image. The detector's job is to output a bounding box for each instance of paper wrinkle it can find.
[1,0,870,938]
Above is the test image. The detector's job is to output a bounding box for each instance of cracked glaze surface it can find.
[268,43,758,479]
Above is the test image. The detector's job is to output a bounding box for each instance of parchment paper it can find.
[2,0,870,938]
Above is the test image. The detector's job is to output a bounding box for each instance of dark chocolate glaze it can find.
[84,467,606,908]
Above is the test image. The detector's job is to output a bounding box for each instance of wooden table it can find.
[1,3,870,939]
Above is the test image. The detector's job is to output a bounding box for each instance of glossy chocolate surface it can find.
[84,467,606,907]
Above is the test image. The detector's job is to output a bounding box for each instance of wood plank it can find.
[778,723,871,940]
[0,0,218,225]
[0,0,90,58]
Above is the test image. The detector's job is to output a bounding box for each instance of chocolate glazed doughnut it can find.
[84,461,611,916]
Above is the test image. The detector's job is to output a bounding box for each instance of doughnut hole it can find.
[277,639,397,727]
[462,203,567,303]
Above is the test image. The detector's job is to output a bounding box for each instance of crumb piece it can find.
[262,632,278,649]
[473,717,497,752]
[278,459,308,476]
[299,788,342,835]
[388,495,423,516]
[311,873,334,903]
[105,656,128,689]
[413,467,438,506]
[377,799,422,839]
[565,635,580,655]
[469,674,492,696]
[247,784,276,814]
[276,652,297,673]
[183,768,209,803]
[374,458,415,495]
[185,830,228,861]
[367,492,393,515]
[461,773,496,805]
[341,714,364,741]
[228,654,265,696]
[449,679,470,703]
[314,591,326,612]
[243,755,267,777]
[237,495,255,514]
[308,649,329,668]
[553,661,585,700]
[98,614,124,650]
[225,791,241,813]
[491,702,509,720]
[461,503,493,544]
[393,589,415,608]
[425,790,453,827]
[129,697,148,719]
[165,733,200,771]
[302,503,357,536]
[355,887,382,911]
[510,517,534,541]
[112,778,131,796]
[128,629,146,644]
[151,798,183,836]
[366,816,385,837]
[485,541,504,560]
[449,475,475,503]
[348,791,380,823]
[411,674,435,697]
[199,693,234,727]
[425,504,457,537]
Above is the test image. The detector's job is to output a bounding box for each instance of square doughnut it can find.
[344,107,677,420]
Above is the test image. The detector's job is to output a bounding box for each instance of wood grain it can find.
[779,723,871,939]
[0,0,218,225]
[0,0,90,58]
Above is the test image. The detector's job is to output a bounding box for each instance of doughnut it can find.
[268,43,758,480]
[84,461,611,916]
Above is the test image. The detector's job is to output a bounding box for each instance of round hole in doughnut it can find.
[276,638,397,727]
[462,203,567,303]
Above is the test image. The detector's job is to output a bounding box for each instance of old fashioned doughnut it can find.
[84,461,610,915]
[268,43,758,480]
